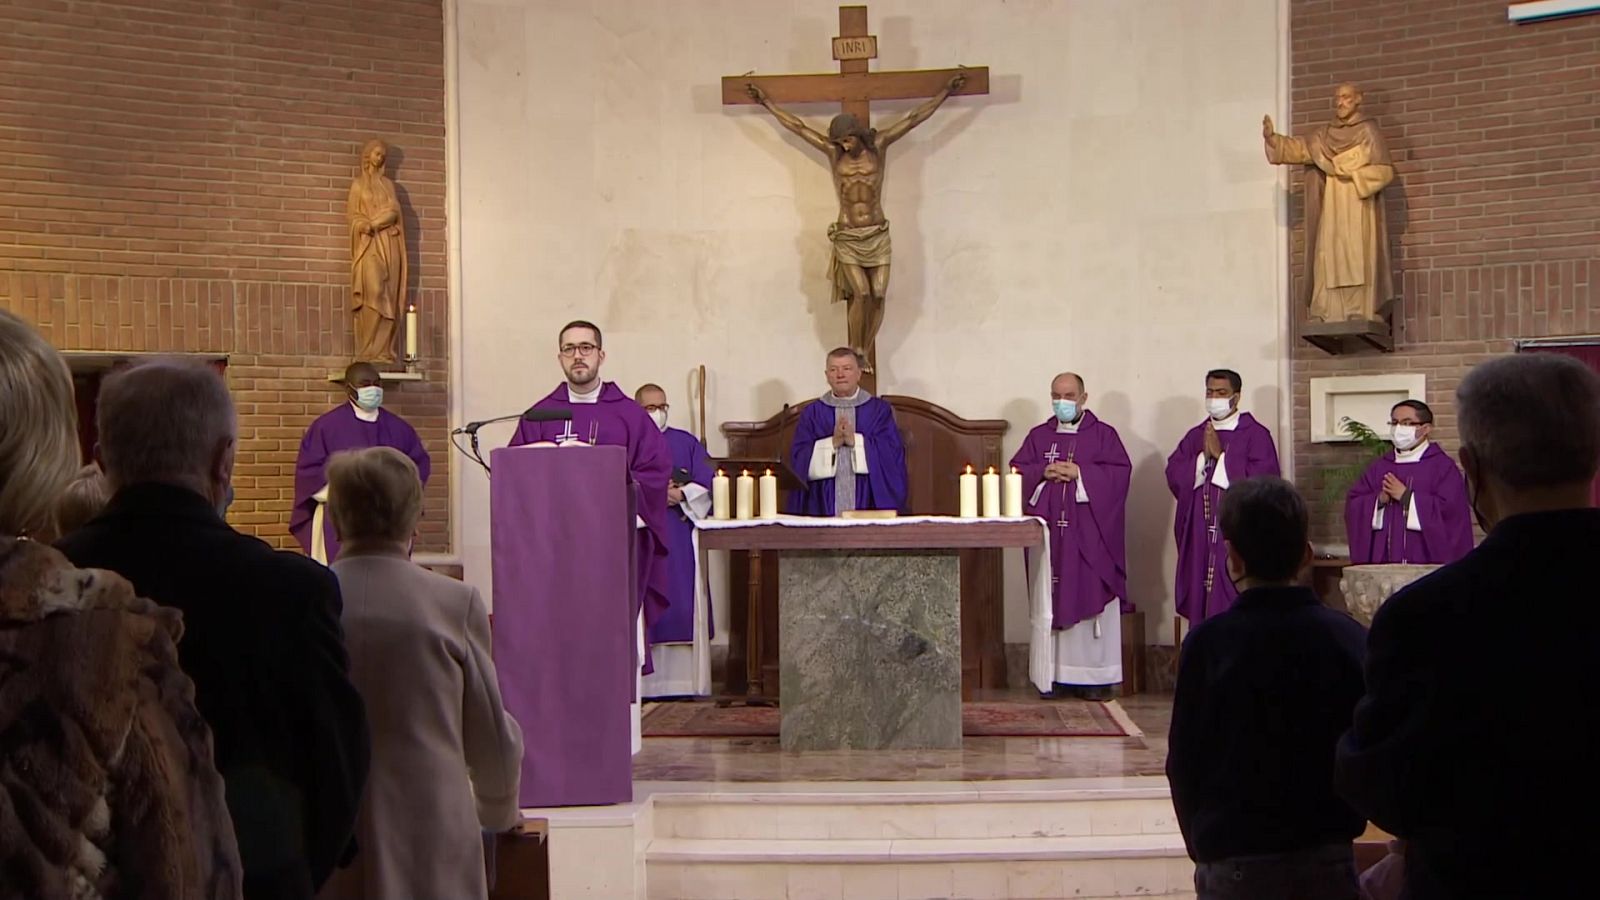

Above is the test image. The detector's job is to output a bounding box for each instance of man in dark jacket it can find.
[1336,353,1600,899]
[59,359,369,900]
[1167,476,1367,900]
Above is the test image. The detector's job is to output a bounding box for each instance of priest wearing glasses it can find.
[1344,399,1473,565]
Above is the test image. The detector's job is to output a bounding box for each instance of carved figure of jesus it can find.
[746,72,965,373]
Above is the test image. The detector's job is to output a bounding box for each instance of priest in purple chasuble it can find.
[292,361,431,564]
[1010,373,1132,700]
[635,383,716,698]
[787,347,909,515]
[1345,399,1474,566]
[508,321,673,672]
[1165,369,1281,624]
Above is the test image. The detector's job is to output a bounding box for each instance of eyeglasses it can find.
[559,343,600,358]
[1388,420,1425,427]
[641,404,670,413]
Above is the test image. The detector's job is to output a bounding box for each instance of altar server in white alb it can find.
[1010,372,1132,700]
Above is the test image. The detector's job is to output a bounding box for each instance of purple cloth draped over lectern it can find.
[490,444,634,807]
[786,396,909,515]
[291,404,431,562]
[1164,413,1280,623]
[510,382,672,661]
[1010,413,1133,629]
[1345,443,1474,565]
[652,427,716,645]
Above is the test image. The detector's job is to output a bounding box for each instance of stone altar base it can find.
[1341,563,1440,625]
[779,549,961,750]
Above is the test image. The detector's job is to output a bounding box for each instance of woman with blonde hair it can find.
[54,462,111,537]
[0,309,240,899]
[318,446,523,900]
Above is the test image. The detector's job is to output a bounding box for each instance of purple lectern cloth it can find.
[1164,413,1280,623]
[490,444,633,807]
[291,405,431,562]
[1345,442,1474,565]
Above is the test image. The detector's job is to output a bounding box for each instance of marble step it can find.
[651,785,1179,841]
[646,836,1194,899]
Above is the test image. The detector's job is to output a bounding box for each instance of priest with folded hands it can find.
[1011,372,1132,700]
[787,347,908,515]
[1344,399,1473,565]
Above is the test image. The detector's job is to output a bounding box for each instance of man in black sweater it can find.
[1167,476,1367,900]
[59,359,369,900]
[1336,353,1600,899]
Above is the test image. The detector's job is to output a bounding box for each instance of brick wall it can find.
[1288,0,1600,543]
[0,0,450,552]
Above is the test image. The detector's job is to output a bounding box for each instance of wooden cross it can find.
[721,6,989,123]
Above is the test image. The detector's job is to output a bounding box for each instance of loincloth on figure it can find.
[826,221,892,304]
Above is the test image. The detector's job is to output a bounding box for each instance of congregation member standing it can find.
[58,359,369,900]
[1168,477,1367,900]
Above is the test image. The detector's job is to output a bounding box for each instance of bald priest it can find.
[1011,373,1132,700]
[293,361,431,564]
[788,347,909,515]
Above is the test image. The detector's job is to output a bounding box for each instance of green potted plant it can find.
[1320,417,1391,508]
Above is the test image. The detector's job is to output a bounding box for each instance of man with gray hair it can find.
[1335,353,1600,900]
[57,359,370,900]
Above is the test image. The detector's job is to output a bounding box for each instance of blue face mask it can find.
[1052,399,1079,423]
[354,385,384,411]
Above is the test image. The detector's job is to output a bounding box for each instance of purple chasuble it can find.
[1164,413,1280,622]
[510,382,673,667]
[650,427,716,645]
[1010,413,1132,630]
[291,404,431,563]
[1345,442,1473,565]
[786,394,909,515]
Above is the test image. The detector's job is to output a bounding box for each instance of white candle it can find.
[981,466,1001,517]
[735,470,754,520]
[958,464,978,518]
[1005,466,1024,517]
[405,305,419,358]
[712,469,730,519]
[758,468,778,519]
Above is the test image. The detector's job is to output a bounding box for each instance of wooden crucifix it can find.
[723,4,989,391]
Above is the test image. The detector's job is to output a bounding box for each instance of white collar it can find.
[1055,415,1085,434]
[1394,440,1430,463]
[350,401,379,423]
[567,383,602,404]
[1210,410,1242,432]
[830,389,861,402]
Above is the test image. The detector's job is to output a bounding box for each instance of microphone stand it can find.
[450,412,525,475]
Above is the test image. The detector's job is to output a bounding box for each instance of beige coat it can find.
[318,555,523,900]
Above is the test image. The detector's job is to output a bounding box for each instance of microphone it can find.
[455,406,574,435]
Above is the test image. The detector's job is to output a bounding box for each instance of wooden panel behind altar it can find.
[721,396,1008,697]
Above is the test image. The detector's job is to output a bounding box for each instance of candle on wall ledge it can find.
[405,304,419,358]
[712,469,730,519]
[758,468,779,519]
[1004,466,1024,517]
[735,469,755,520]
[958,464,978,518]
[981,465,1001,517]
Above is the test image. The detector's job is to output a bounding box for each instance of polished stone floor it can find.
[632,691,1174,783]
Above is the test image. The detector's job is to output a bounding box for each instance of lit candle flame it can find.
[740,469,750,477]
[964,464,974,475]
[764,468,773,476]
[1011,465,1019,475]
[987,466,996,475]
[716,468,725,477]
[407,303,416,313]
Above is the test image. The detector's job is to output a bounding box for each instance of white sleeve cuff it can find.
[1193,453,1207,490]
[1406,494,1423,532]
[681,482,712,520]
[853,435,870,474]
[312,484,329,503]
[1211,452,1231,490]
[1372,499,1385,531]
[1075,476,1089,503]
[807,438,836,480]
[635,515,647,529]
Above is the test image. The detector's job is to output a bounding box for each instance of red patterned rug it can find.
[642,700,1140,739]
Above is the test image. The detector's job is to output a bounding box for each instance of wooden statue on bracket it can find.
[1263,84,1397,331]
[348,139,407,363]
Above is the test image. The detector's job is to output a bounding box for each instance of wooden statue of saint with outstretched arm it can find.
[746,71,966,374]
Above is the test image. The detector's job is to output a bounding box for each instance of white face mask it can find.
[1206,398,1234,420]
[354,385,383,411]
[649,408,668,432]
[1391,424,1420,451]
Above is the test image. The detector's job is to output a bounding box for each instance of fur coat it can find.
[0,538,241,900]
